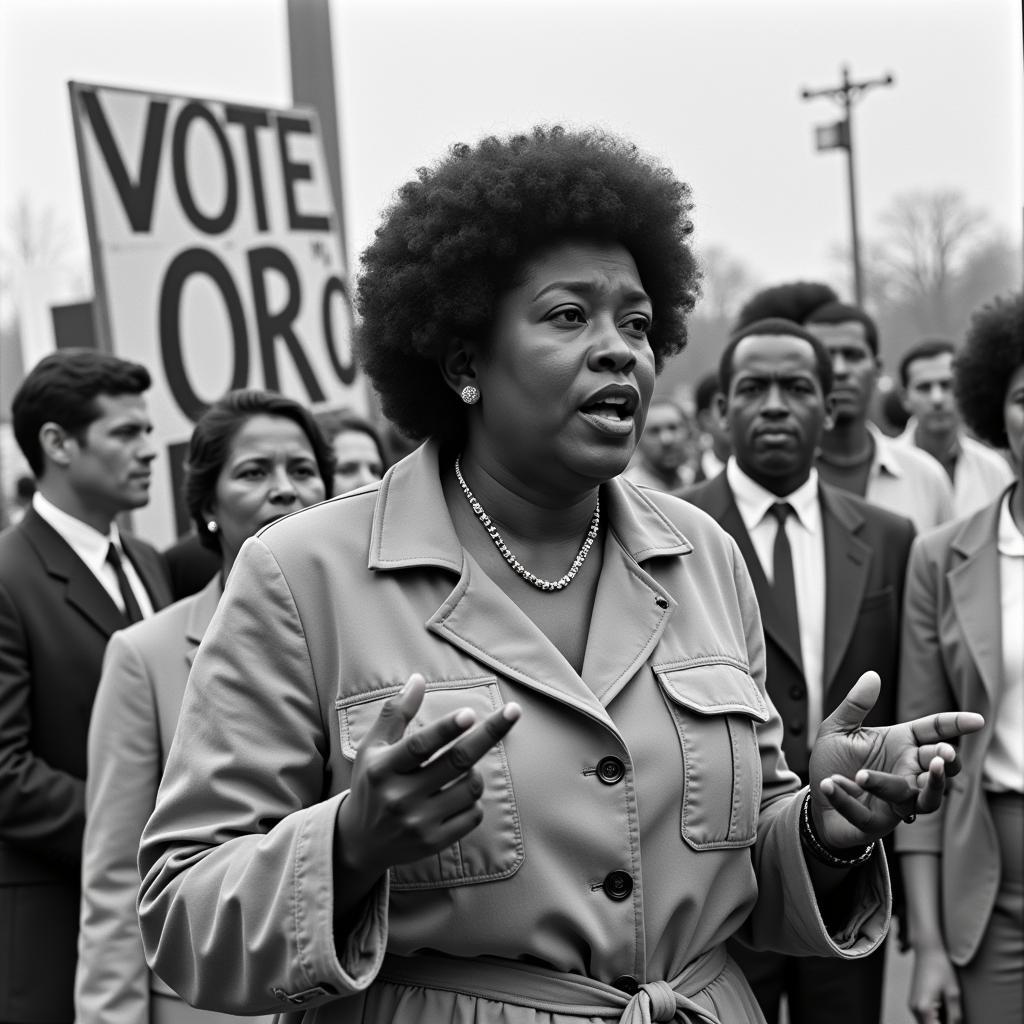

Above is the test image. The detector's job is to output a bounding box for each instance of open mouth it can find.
[580,396,635,422]
[579,384,640,422]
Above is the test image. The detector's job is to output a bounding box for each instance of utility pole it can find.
[801,65,894,306]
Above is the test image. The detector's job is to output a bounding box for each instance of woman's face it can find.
[468,240,656,492]
[207,414,326,568]
[1004,363,1024,474]
[332,429,384,494]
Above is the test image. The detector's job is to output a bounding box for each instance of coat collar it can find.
[367,440,692,725]
[948,496,1006,703]
[368,439,692,573]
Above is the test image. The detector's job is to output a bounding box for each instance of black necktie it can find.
[768,503,802,669]
[106,543,144,624]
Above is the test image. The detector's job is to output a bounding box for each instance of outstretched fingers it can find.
[436,702,522,779]
[855,754,949,818]
[907,710,984,746]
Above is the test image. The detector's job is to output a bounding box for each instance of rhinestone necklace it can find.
[454,455,600,592]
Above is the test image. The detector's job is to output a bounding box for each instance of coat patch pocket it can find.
[336,676,524,889]
[655,660,769,851]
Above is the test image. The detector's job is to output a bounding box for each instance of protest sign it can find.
[70,81,363,542]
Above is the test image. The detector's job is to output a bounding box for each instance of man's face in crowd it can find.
[639,402,688,474]
[65,392,155,516]
[901,352,958,439]
[721,333,833,495]
[807,320,878,426]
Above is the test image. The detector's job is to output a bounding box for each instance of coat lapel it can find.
[371,443,689,728]
[820,486,873,690]
[21,508,126,637]
[578,480,686,707]
[947,501,1003,705]
[699,475,804,674]
[427,555,612,726]
[184,575,223,673]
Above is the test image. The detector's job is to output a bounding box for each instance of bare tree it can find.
[4,196,75,268]
[0,196,88,329]
[875,190,988,332]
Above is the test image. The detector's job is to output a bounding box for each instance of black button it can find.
[612,975,639,995]
[788,719,804,735]
[655,596,669,609]
[789,685,805,700]
[603,870,633,900]
[597,756,625,785]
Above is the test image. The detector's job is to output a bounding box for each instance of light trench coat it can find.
[138,440,889,1024]
[894,493,1014,965]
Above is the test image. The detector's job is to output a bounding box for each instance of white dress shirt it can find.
[32,491,155,619]
[986,491,1024,793]
[727,458,827,744]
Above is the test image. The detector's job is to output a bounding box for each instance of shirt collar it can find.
[997,488,1024,557]
[868,421,905,478]
[368,438,693,572]
[32,491,122,573]
[726,456,822,534]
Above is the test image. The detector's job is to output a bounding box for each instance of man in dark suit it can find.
[683,319,915,1024]
[0,350,172,1024]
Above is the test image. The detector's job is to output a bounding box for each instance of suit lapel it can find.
[702,476,804,674]
[948,502,1003,706]
[122,534,173,611]
[21,508,126,637]
[820,486,873,690]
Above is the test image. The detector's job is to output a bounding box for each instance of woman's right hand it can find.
[335,673,521,874]
[909,946,961,1024]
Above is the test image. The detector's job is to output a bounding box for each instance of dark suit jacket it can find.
[682,473,916,780]
[0,506,171,1022]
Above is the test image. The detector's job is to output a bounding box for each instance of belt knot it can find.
[637,979,677,1021]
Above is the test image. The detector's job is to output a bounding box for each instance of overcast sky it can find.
[1,0,1021,305]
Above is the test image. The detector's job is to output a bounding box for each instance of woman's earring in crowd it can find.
[461,385,480,406]
[206,521,219,534]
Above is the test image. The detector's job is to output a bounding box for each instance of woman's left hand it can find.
[807,671,984,850]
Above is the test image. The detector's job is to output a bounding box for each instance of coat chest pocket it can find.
[655,660,770,851]
[336,676,524,890]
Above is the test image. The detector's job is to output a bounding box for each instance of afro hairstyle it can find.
[355,126,699,442]
[733,282,839,333]
[953,292,1024,449]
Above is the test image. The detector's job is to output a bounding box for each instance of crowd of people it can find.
[0,125,1018,1024]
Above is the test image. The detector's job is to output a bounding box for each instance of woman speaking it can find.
[138,128,981,1024]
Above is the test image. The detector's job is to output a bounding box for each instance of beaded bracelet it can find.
[800,792,875,869]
